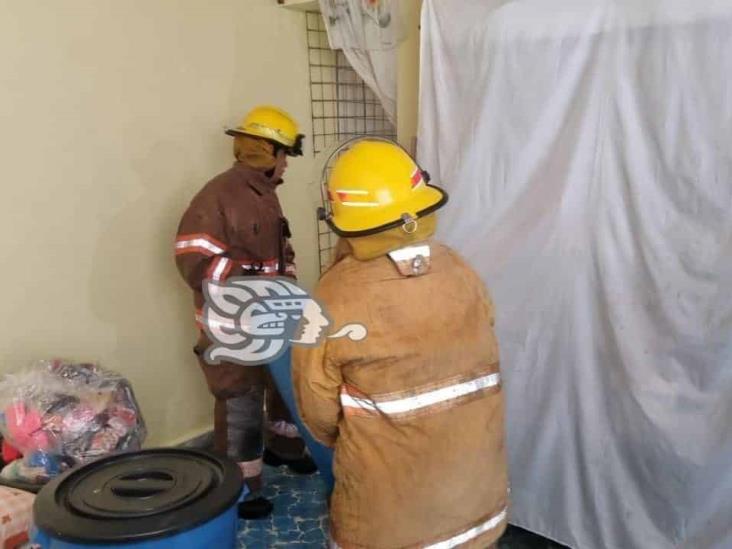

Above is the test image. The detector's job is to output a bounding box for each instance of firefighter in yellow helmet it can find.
[175,106,315,520]
[225,105,305,155]
[293,138,508,548]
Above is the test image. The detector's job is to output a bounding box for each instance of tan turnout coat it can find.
[293,241,508,549]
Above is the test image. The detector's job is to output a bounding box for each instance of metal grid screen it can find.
[306,11,396,273]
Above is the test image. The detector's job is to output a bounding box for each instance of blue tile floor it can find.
[238,465,329,547]
[238,465,567,548]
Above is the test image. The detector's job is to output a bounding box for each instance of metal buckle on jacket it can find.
[387,243,431,277]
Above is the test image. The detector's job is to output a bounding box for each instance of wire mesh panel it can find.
[306,11,396,273]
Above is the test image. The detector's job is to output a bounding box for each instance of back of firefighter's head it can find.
[322,139,448,260]
[226,105,304,178]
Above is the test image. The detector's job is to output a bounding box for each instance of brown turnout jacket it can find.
[175,161,296,320]
[293,241,508,549]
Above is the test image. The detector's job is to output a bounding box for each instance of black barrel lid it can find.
[34,448,242,543]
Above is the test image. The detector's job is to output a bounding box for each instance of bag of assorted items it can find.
[0,360,146,485]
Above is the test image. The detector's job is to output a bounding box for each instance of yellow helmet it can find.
[319,138,448,237]
[226,105,304,156]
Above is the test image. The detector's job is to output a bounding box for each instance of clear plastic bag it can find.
[0,360,146,484]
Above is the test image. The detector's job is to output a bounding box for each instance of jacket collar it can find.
[232,161,278,195]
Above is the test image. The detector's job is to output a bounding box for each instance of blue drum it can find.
[31,448,245,548]
[268,348,335,492]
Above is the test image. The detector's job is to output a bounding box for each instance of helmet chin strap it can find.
[388,243,432,277]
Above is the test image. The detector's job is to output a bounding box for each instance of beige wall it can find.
[0,0,319,446]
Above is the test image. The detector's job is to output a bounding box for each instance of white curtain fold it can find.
[319,0,403,124]
[419,1,732,548]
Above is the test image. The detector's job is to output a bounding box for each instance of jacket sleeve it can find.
[292,340,342,447]
[281,216,297,279]
[175,193,242,291]
[284,238,297,279]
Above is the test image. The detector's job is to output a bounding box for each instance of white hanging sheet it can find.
[319,0,402,123]
[418,2,732,548]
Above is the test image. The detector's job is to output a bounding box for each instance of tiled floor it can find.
[238,466,567,548]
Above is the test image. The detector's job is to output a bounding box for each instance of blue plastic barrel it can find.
[31,449,245,548]
[268,347,335,492]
